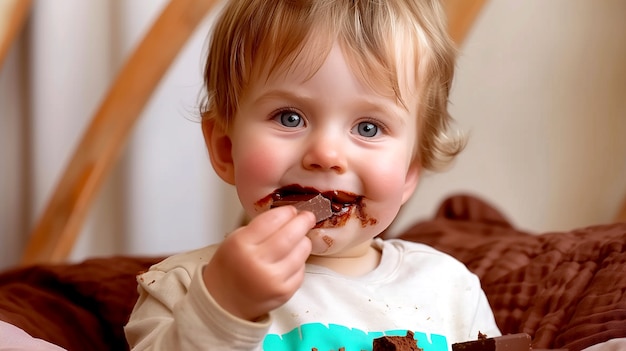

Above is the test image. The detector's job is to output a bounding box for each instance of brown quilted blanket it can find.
[0,256,159,351]
[0,194,624,350]
[395,195,626,351]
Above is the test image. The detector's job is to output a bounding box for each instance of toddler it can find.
[125,0,501,350]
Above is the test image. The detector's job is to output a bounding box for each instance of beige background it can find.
[1,0,625,269]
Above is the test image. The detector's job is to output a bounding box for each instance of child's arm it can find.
[124,206,315,350]
[203,206,315,321]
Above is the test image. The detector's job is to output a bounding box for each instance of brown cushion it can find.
[0,256,160,351]
[394,194,626,350]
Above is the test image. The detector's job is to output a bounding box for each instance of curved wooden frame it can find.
[18,0,490,265]
[20,0,220,265]
[444,0,488,45]
[0,0,32,68]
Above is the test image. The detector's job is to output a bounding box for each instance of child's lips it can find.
[270,185,361,214]
[254,184,377,228]
[266,184,362,226]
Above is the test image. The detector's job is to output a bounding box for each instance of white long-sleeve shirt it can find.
[124,238,501,351]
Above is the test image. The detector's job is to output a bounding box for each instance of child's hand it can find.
[202,206,315,321]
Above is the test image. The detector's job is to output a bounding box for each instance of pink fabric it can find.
[0,320,66,351]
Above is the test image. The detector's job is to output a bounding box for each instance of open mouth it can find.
[268,184,361,225]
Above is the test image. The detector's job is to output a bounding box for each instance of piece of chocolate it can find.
[272,194,332,223]
[452,333,531,351]
[373,331,422,351]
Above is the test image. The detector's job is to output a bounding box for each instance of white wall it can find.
[27,1,119,259]
[0,0,236,269]
[64,0,240,261]
[391,0,626,235]
[1,0,625,269]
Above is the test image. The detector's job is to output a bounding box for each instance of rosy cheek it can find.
[365,163,407,200]
[238,152,275,175]
[234,148,282,197]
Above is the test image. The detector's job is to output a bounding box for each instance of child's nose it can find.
[302,132,347,174]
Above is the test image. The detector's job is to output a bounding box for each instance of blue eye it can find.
[354,121,379,137]
[277,111,303,128]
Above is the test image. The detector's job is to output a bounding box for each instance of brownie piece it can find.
[372,331,423,351]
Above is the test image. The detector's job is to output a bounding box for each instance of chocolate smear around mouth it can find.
[258,184,377,228]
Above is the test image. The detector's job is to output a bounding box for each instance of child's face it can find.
[212,44,420,256]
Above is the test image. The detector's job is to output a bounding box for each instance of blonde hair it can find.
[200,0,464,170]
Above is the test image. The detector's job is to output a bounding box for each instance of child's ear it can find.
[401,161,420,204]
[202,119,235,185]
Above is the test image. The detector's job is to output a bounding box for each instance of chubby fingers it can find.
[247,206,315,262]
[204,206,315,320]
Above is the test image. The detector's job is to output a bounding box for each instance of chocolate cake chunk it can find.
[272,194,333,223]
[373,331,423,351]
[452,333,531,351]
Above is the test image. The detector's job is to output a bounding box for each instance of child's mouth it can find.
[264,184,362,227]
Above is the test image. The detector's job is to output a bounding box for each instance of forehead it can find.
[243,44,421,149]
[252,36,421,113]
